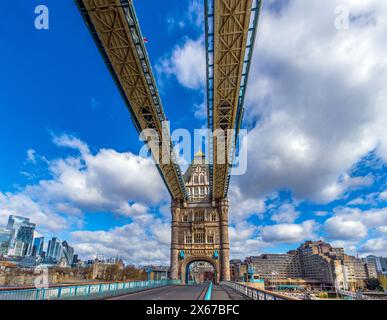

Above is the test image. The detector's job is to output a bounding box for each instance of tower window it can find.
[207,234,214,244]
[194,232,205,244]
[195,211,205,222]
[200,175,205,184]
[186,234,192,244]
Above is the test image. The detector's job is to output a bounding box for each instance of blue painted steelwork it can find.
[205,0,263,198]
[204,281,213,300]
[75,0,188,200]
[205,0,215,199]
[221,281,295,300]
[0,280,181,300]
[179,250,185,259]
[213,250,219,259]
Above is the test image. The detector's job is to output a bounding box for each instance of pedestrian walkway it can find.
[211,285,249,300]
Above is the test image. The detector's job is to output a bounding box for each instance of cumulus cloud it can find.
[0,192,70,233]
[229,222,271,258]
[359,238,387,256]
[233,0,387,204]
[325,216,368,240]
[0,134,168,238]
[71,218,171,265]
[228,186,265,223]
[157,37,206,90]
[324,206,387,240]
[271,203,300,223]
[261,220,317,243]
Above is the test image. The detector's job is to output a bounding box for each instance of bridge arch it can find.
[180,256,219,285]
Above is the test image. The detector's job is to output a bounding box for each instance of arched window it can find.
[193,175,199,184]
[211,212,217,221]
[207,234,214,244]
[199,175,205,184]
[185,233,192,244]
[182,214,188,222]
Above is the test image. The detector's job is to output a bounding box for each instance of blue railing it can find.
[0,279,181,300]
[204,282,213,300]
[221,281,298,300]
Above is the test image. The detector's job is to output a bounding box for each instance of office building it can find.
[61,241,74,267]
[0,228,12,256]
[31,232,44,257]
[47,237,63,261]
[6,215,35,257]
[366,255,387,275]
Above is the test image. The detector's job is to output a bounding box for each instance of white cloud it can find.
[261,220,317,243]
[324,216,368,240]
[157,37,206,90]
[271,203,300,223]
[228,186,265,224]
[315,211,329,217]
[71,219,171,265]
[324,206,387,241]
[233,0,387,204]
[0,134,168,238]
[0,192,69,233]
[26,149,37,164]
[229,222,271,259]
[187,0,204,28]
[379,191,387,201]
[193,102,207,120]
[359,237,387,256]
[377,226,387,235]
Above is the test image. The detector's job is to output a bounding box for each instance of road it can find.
[110,284,208,300]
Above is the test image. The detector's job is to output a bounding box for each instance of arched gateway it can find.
[170,152,230,284]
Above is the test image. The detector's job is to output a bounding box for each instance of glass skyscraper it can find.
[47,237,63,261]
[61,241,74,266]
[0,228,12,256]
[7,215,36,257]
[31,232,44,257]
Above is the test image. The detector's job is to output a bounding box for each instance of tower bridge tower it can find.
[170,151,230,284]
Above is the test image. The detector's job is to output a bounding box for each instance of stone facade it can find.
[170,151,230,284]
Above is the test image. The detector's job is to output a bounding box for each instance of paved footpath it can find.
[211,285,249,300]
[109,284,207,300]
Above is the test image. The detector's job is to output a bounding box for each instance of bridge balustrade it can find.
[0,279,181,300]
[221,281,299,300]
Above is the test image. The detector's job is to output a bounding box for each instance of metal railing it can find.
[221,281,298,300]
[0,279,180,300]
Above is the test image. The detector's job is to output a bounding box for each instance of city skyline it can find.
[1,0,387,267]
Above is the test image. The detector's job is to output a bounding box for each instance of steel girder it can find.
[205,0,262,199]
[75,0,187,200]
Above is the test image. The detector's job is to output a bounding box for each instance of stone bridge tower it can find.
[170,151,230,284]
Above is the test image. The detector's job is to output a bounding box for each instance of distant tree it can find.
[379,276,387,292]
[364,278,382,291]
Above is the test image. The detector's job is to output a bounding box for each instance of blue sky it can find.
[1,0,387,264]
